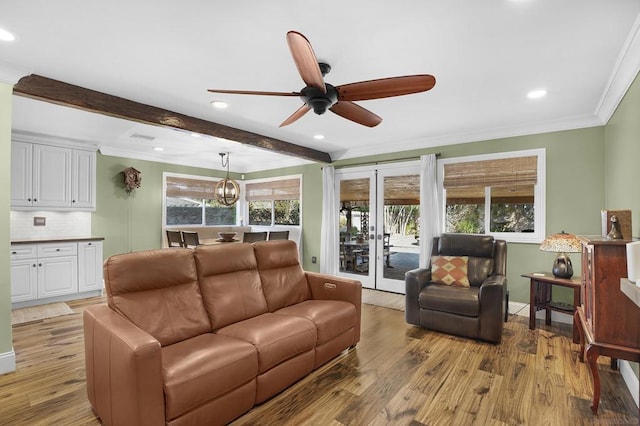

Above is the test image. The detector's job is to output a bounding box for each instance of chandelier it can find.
[214,152,240,206]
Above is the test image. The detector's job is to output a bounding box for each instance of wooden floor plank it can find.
[0,297,637,425]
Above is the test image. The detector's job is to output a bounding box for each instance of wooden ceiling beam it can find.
[13,74,332,164]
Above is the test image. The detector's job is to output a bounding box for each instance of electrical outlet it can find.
[33,217,46,226]
[311,256,317,264]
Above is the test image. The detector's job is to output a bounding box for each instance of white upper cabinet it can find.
[11,138,96,211]
[33,144,72,208]
[71,149,96,209]
[10,141,33,207]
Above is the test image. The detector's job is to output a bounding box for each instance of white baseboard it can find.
[0,348,16,375]
[508,301,572,325]
[620,360,640,408]
[509,301,639,408]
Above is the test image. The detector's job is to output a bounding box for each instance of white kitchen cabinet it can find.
[78,241,103,292]
[71,149,96,209]
[33,144,72,208]
[10,140,96,211]
[10,141,33,207]
[10,239,103,306]
[37,255,78,298]
[10,258,38,303]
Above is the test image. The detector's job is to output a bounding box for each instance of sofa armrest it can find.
[84,304,165,426]
[305,271,362,344]
[405,268,431,326]
[477,274,507,343]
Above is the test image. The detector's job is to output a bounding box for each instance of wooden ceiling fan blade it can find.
[336,74,436,101]
[279,104,311,127]
[286,31,326,93]
[329,101,382,127]
[207,89,300,97]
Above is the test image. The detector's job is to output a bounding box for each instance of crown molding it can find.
[596,13,640,123]
[12,130,99,151]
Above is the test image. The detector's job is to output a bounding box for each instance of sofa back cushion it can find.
[104,248,211,346]
[194,243,268,329]
[253,240,310,311]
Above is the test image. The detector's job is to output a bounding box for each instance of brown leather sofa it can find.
[405,233,507,343]
[83,240,361,426]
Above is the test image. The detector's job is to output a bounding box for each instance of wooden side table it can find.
[522,272,581,343]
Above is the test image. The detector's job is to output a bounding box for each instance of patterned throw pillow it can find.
[431,255,470,288]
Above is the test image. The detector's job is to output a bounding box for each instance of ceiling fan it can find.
[207,31,436,128]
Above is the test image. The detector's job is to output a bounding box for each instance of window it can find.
[246,177,301,226]
[164,174,237,226]
[438,149,545,243]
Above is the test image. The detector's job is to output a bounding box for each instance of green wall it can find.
[605,72,640,237]
[92,154,232,259]
[0,83,12,359]
[604,70,640,377]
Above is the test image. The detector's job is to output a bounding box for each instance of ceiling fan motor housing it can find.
[301,84,338,115]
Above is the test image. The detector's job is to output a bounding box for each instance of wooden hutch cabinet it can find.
[575,236,640,415]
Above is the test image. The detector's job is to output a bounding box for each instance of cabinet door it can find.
[37,256,78,298]
[11,141,33,207]
[11,259,38,302]
[78,241,103,292]
[32,144,72,208]
[72,150,96,209]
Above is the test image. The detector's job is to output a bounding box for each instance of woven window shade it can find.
[166,176,216,199]
[443,156,537,189]
[246,178,300,201]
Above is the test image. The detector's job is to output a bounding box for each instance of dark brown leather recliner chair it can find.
[405,233,507,343]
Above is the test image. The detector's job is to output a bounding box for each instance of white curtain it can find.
[320,166,338,274]
[419,154,441,268]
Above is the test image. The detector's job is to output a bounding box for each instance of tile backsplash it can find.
[10,211,92,239]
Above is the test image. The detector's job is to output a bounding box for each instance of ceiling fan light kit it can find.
[208,30,436,128]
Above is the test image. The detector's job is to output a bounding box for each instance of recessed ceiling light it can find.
[190,132,202,138]
[313,134,325,140]
[210,100,228,109]
[153,147,164,151]
[0,27,15,42]
[527,89,547,99]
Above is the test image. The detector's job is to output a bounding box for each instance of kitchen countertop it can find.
[11,236,105,244]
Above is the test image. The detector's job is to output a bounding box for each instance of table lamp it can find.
[539,231,582,278]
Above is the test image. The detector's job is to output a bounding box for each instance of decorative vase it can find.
[552,253,573,278]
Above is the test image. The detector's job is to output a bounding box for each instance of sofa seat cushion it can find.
[274,300,356,345]
[217,313,317,373]
[419,284,480,317]
[162,333,258,421]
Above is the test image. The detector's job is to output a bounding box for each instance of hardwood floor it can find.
[1,297,637,425]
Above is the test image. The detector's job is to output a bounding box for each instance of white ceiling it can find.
[2,0,640,173]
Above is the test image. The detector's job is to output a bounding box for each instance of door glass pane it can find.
[339,178,369,275]
[382,175,420,280]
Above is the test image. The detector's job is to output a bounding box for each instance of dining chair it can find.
[242,232,268,243]
[181,231,200,248]
[268,230,289,240]
[166,230,184,248]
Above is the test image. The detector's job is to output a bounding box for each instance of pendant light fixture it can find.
[214,152,240,206]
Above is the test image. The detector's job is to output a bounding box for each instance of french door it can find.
[335,162,421,294]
